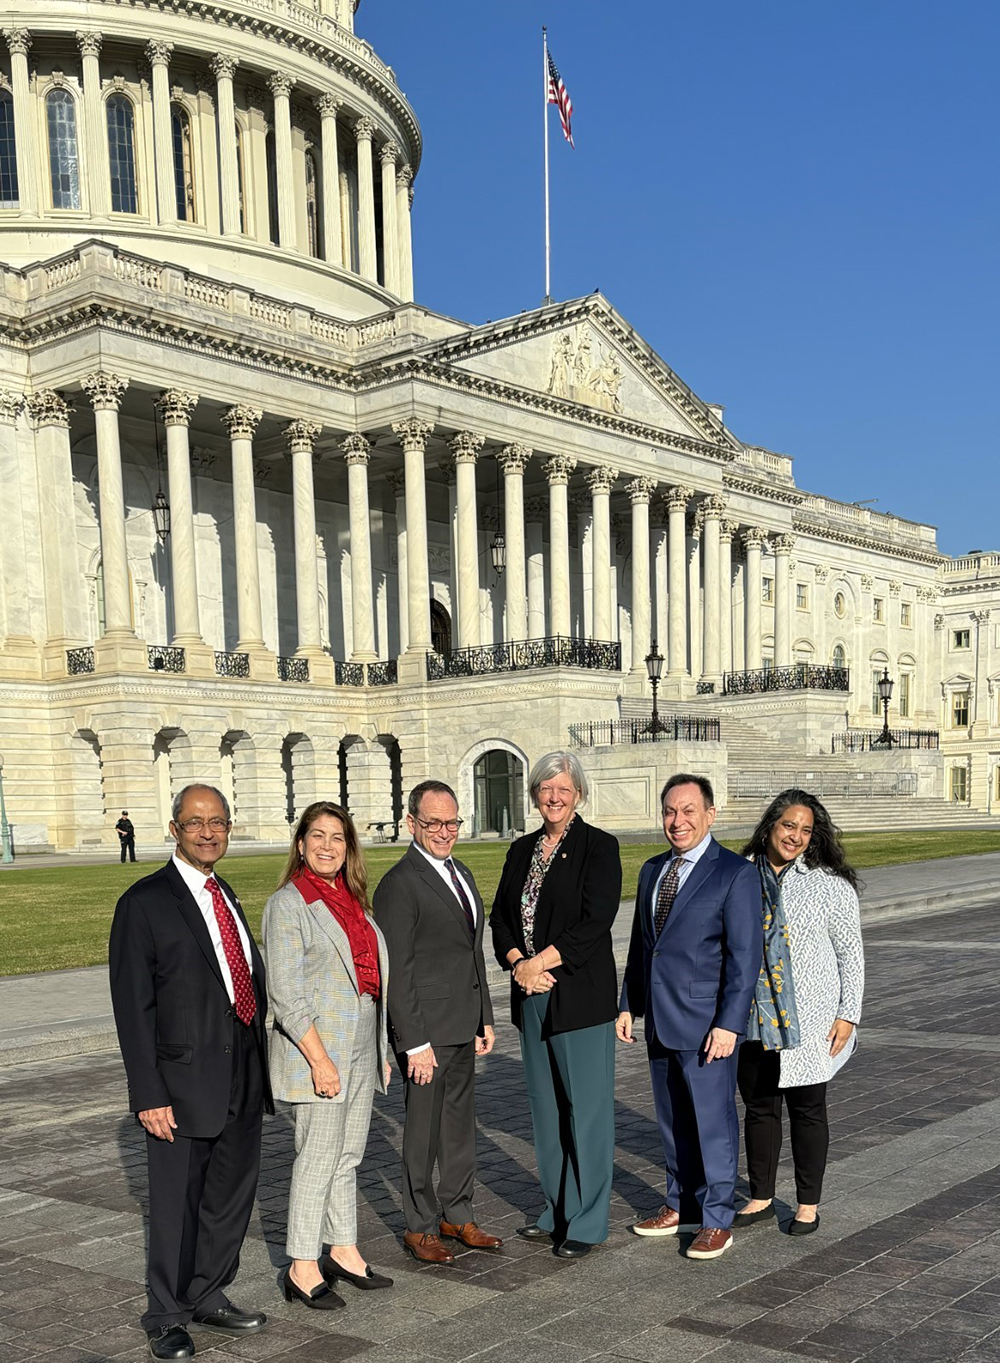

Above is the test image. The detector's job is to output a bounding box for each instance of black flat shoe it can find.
[146,1325,194,1360]
[733,1204,777,1227]
[517,1224,552,1241]
[788,1213,820,1236]
[282,1268,346,1309]
[321,1255,393,1290]
[555,1239,591,1258]
[192,1304,267,1332]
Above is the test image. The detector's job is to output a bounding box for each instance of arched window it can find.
[170,103,195,221]
[265,129,279,244]
[106,93,138,213]
[0,91,19,207]
[46,88,81,209]
[832,644,846,669]
[305,148,319,257]
[235,121,246,232]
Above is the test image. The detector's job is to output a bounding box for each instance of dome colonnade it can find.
[0,9,416,299]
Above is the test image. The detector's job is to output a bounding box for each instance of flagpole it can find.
[542,25,551,304]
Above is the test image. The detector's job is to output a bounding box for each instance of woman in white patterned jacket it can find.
[733,789,865,1237]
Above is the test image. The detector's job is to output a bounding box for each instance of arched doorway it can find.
[474,749,525,837]
[431,600,452,655]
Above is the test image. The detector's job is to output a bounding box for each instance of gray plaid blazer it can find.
[261,881,390,1105]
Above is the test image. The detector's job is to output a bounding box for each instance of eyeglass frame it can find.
[175,817,232,832]
[414,817,464,833]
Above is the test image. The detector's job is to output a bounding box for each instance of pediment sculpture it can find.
[547,324,624,414]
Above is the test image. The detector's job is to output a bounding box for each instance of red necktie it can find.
[205,877,256,1025]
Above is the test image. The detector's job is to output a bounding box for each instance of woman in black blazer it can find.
[491,751,622,1258]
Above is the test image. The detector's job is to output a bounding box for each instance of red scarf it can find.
[293,867,380,999]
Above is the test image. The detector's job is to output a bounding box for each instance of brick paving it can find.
[3,901,1000,1362]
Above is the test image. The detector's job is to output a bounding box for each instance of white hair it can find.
[528,751,589,807]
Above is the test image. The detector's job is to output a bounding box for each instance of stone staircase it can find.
[616,698,986,833]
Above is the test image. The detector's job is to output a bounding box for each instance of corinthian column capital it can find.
[26,390,73,428]
[543,454,576,486]
[221,405,263,439]
[625,476,656,504]
[82,372,128,411]
[354,114,377,142]
[0,390,24,423]
[209,53,238,81]
[285,419,321,454]
[145,39,174,66]
[663,484,693,511]
[75,30,103,58]
[4,29,31,57]
[397,162,414,190]
[341,432,371,465]
[380,139,400,166]
[498,443,532,475]
[702,493,729,519]
[315,92,341,117]
[742,525,767,551]
[585,464,618,494]
[449,430,485,464]
[267,72,295,99]
[157,389,198,426]
[392,418,433,451]
[773,533,796,555]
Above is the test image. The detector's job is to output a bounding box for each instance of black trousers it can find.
[737,1041,829,1205]
[142,1020,264,1330]
[397,1039,476,1234]
[120,836,136,863]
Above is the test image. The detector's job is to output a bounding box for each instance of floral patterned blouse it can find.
[520,818,575,953]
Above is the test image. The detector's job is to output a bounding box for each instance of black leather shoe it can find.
[191,1304,267,1332]
[733,1204,777,1227]
[555,1239,591,1258]
[516,1224,552,1241]
[321,1255,393,1290]
[146,1325,195,1359]
[282,1267,346,1310]
[788,1213,820,1236]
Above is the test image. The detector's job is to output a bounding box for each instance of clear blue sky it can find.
[359,1,999,558]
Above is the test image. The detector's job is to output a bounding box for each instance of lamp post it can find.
[644,639,667,736]
[0,754,13,864]
[874,667,895,747]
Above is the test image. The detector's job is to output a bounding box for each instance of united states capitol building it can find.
[0,0,997,852]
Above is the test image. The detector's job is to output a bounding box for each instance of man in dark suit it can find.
[109,783,273,1360]
[373,779,502,1265]
[618,773,762,1261]
[116,810,136,862]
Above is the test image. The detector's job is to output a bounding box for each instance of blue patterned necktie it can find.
[445,858,476,936]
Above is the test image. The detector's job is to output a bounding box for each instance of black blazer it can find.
[372,844,494,1054]
[491,817,622,1038]
[108,859,274,1139]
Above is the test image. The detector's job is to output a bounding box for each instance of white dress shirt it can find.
[406,841,478,1056]
[650,831,713,920]
[172,852,253,1005]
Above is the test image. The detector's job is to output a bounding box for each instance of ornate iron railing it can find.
[215,650,250,678]
[335,661,365,687]
[695,682,716,695]
[148,645,186,673]
[427,635,621,680]
[66,646,95,675]
[569,717,721,747]
[832,728,939,753]
[723,665,850,695]
[277,656,310,683]
[730,770,917,800]
[368,659,398,686]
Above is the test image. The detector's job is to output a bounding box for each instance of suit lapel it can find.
[641,851,672,945]
[533,816,584,943]
[166,859,227,992]
[407,844,474,938]
[453,856,485,947]
[305,896,360,993]
[661,838,720,934]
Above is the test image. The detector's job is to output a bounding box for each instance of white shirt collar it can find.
[411,839,452,870]
[671,831,713,865]
[172,850,220,893]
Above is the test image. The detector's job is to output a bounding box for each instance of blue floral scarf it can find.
[746,856,801,1050]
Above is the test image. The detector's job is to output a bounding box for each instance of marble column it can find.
[354,116,378,282]
[651,502,669,658]
[525,497,546,640]
[156,390,203,646]
[387,470,408,654]
[688,512,703,682]
[81,373,133,637]
[742,527,765,671]
[315,93,343,266]
[27,393,88,662]
[543,455,575,639]
[392,419,433,656]
[3,30,39,215]
[221,405,265,652]
[341,433,377,661]
[700,494,726,686]
[773,533,795,667]
[146,41,176,223]
[499,444,531,642]
[0,392,35,656]
[396,163,414,302]
[439,456,458,635]
[572,490,593,637]
[210,54,241,236]
[268,73,297,249]
[283,419,324,660]
[451,430,484,649]
[719,519,737,679]
[379,141,400,294]
[626,477,655,674]
[665,485,692,678]
[586,466,617,641]
[77,32,111,217]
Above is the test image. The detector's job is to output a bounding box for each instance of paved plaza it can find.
[4,887,1000,1363]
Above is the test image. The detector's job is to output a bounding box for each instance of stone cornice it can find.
[722,472,806,506]
[791,517,942,567]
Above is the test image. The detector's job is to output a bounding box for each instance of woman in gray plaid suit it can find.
[262,802,392,1310]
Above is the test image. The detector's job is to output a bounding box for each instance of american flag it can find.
[547,50,574,148]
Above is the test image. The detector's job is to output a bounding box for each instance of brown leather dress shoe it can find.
[632,1206,681,1237]
[403,1231,455,1265]
[686,1227,734,1260]
[439,1220,503,1250]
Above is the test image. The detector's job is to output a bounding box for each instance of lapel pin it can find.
[561,852,567,859]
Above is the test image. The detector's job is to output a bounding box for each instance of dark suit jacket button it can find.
[653,951,660,957]
[224,1045,232,1054]
[225,1008,233,1019]
[473,983,479,990]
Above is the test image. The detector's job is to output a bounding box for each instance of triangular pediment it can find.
[413,295,741,451]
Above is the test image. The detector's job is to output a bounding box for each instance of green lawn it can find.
[2,829,999,977]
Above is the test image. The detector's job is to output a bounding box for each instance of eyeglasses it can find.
[177,818,231,832]
[415,818,464,833]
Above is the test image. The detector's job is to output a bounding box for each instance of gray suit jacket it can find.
[261,880,390,1105]
[372,844,494,1054]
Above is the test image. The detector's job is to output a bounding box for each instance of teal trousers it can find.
[519,993,615,1245]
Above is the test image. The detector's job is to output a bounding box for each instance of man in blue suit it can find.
[618,773,762,1260]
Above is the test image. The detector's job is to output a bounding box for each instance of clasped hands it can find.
[512,955,556,995]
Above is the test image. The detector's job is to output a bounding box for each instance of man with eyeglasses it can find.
[109,784,273,1360]
[373,779,501,1264]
